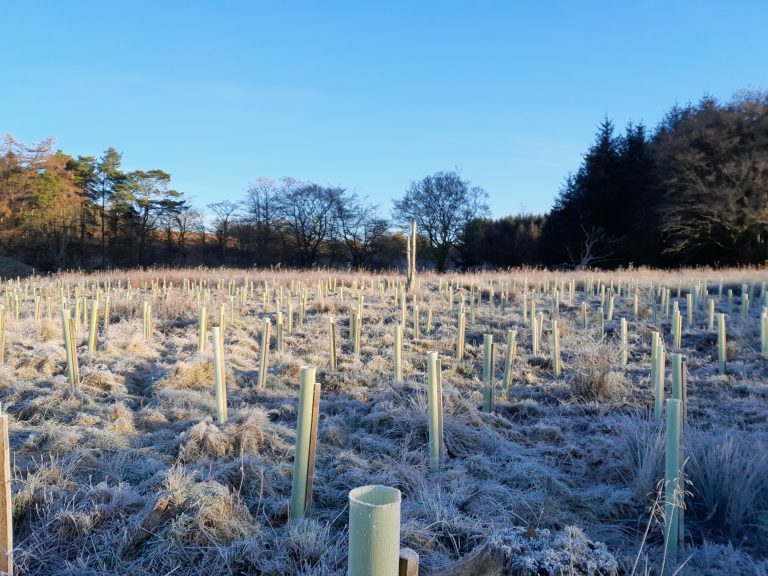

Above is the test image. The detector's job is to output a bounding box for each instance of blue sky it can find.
[2,1,766,218]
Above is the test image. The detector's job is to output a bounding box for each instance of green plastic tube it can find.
[197,306,208,352]
[212,327,227,424]
[348,485,401,576]
[664,398,682,565]
[259,317,271,389]
[717,313,726,375]
[552,320,561,378]
[455,305,465,360]
[62,308,77,391]
[671,353,682,401]
[654,342,665,422]
[503,329,516,390]
[686,294,693,328]
[426,352,441,472]
[482,334,494,411]
[290,366,318,522]
[620,317,628,365]
[87,297,99,353]
[328,316,337,370]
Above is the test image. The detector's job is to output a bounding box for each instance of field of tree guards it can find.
[0,264,764,575]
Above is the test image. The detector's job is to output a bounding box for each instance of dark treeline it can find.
[461,214,546,268]
[1,91,766,272]
[538,91,768,268]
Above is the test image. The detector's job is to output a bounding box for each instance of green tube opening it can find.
[348,485,401,576]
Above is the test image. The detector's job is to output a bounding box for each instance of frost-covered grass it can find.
[0,268,766,575]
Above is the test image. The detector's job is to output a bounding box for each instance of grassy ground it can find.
[0,268,766,575]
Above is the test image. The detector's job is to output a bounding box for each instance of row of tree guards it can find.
[1,270,766,351]
[0,271,766,575]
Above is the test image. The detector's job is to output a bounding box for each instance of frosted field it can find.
[0,268,766,576]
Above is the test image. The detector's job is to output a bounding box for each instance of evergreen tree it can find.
[540,119,622,267]
[541,119,660,267]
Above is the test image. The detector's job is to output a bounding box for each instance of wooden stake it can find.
[0,415,12,576]
[0,306,6,364]
[399,548,419,576]
[303,382,321,517]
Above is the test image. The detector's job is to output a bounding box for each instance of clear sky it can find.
[1,1,766,218]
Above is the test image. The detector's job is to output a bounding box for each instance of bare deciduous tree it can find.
[655,95,768,264]
[244,178,281,266]
[275,180,341,267]
[334,192,388,268]
[393,170,489,271]
[207,200,241,262]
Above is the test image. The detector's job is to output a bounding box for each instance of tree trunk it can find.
[435,245,450,272]
[101,194,106,268]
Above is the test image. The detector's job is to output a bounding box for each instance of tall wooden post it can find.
[0,414,12,576]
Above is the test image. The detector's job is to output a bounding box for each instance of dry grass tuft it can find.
[81,370,128,396]
[108,402,137,435]
[164,480,260,546]
[156,361,214,391]
[607,411,664,504]
[40,320,60,342]
[570,342,625,401]
[13,456,79,522]
[14,387,97,425]
[108,331,155,357]
[285,519,330,565]
[178,421,230,462]
[686,429,768,553]
[137,406,169,428]
[488,525,618,575]
[178,412,268,463]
